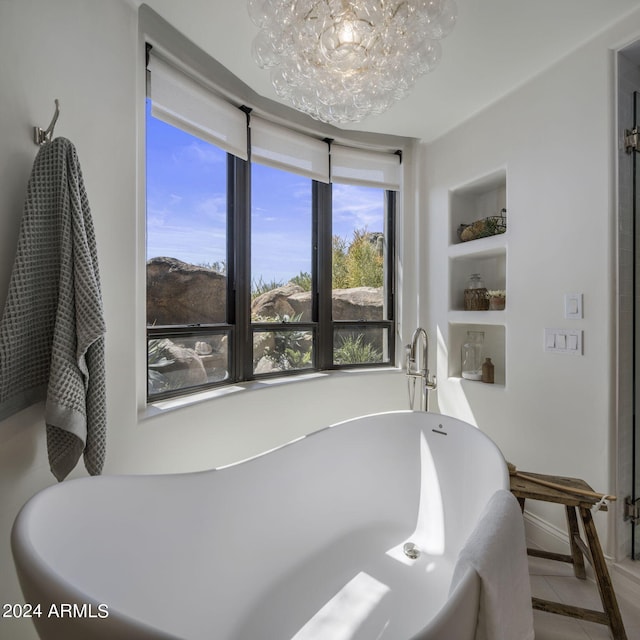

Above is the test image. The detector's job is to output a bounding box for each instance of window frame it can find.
[145,58,398,403]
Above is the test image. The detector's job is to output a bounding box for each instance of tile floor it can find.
[529,555,640,639]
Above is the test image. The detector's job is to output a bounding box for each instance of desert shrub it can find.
[289,271,312,290]
[343,228,383,288]
[332,228,383,289]
[196,260,227,274]
[252,275,285,299]
[334,333,382,365]
[332,235,349,288]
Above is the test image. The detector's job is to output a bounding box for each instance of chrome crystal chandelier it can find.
[248,0,457,125]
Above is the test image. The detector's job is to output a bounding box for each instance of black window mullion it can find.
[251,322,316,331]
[315,180,333,370]
[386,190,397,363]
[230,155,252,381]
[386,190,396,322]
[226,154,236,328]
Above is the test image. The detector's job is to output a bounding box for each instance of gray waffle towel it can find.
[0,137,106,481]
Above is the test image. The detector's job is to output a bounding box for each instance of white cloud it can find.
[332,184,384,237]
[175,141,225,166]
[196,195,227,223]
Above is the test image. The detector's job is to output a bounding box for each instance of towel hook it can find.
[33,99,60,146]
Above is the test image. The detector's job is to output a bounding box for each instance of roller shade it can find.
[330,145,401,190]
[250,116,330,183]
[148,53,248,160]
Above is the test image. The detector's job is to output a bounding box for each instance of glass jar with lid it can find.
[467,273,485,289]
[463,274,489,311]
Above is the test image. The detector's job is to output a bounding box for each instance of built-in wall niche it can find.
[449,168,507,246]
[449,240,506,312]
[448,323,506,386]
[446,167,508,387]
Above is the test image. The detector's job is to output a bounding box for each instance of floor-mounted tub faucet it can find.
[406,327,437,411]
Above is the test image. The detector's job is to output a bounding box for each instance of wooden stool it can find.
[510,471,627,640]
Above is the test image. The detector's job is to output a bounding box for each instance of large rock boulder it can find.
[147,260,384,326]
[332,287,383,321]
[287,291,313,321]
[251,283,307,320]
[251,284,382,322]
[147,257,226,325]
[148,338,208,394]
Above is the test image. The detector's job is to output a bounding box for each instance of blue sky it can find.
[146,102,384,284]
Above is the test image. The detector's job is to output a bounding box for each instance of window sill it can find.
[140,366,402,420]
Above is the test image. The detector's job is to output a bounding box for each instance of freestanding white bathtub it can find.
[12,410,513,640]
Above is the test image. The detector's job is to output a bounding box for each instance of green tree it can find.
[333,228,383,288]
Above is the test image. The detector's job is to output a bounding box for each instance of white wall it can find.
[422,8,640,557]
[0,3,408,639]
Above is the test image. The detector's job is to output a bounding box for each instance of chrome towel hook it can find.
[33,99,60,146]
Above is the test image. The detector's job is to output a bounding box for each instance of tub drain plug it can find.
[403,542,420,559]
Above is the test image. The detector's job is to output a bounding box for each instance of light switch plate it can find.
[564,293,583,319]
[544,328,583,355]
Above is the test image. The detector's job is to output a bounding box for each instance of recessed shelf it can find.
[447,168,508,388]
[449,168,507,246]
[448,377,506,390]
[448,232,507,259]
[448,310,506,325]
[448,323,506,385]
[449,253,506,313]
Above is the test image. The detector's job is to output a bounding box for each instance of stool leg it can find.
[565,506,587,579]
[579,507,627,640]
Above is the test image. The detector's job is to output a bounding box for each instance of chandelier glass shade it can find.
[248,0,458,125]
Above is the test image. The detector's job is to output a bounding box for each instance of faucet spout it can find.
[406,328,437,411]
[410,327,427,376]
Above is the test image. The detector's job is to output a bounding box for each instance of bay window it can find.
[145,49,398,401]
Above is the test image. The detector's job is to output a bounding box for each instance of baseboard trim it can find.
[523,509,570,554]
[523,509,640,597]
